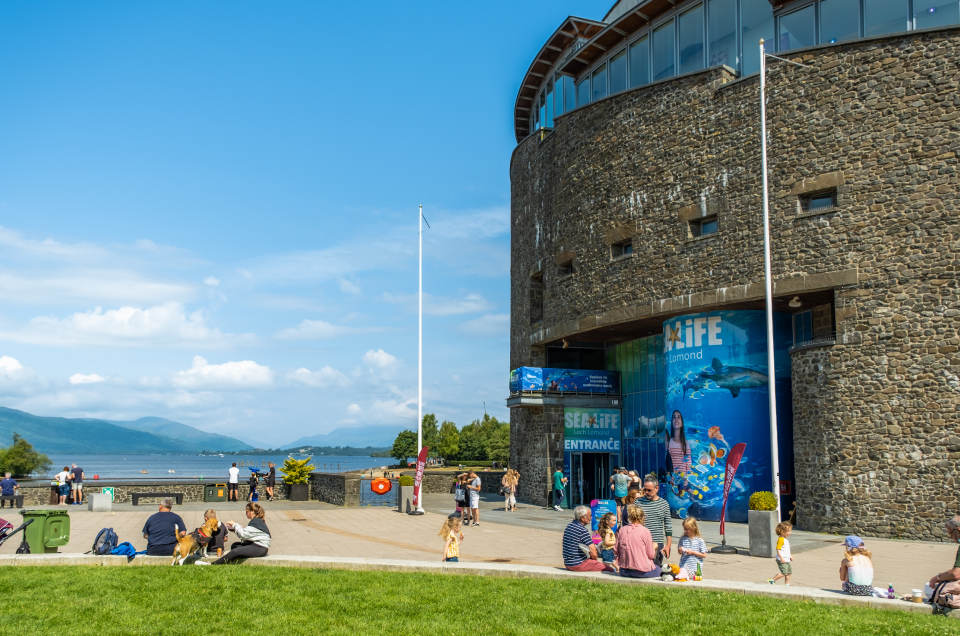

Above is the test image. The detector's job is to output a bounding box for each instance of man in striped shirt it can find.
[562,505,614,572]
[635,475,673,561]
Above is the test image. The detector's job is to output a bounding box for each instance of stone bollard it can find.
[87,493,112,512]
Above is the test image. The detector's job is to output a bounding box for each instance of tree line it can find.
[390,413,508,464]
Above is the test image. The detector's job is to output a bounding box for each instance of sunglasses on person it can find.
[642,486,657,493]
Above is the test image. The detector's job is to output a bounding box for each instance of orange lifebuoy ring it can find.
[371,478,392,494]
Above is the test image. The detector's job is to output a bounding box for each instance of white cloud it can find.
[172,356,274,390]
[339,279,361,295]
[274,319,367,340]
[382,292,494,316]
[69,373,105,385]
[347,403,361,414]
[363,349,398,368]
[0,356,24,372]
[0,302,252,348]
[0,270,195,306]
[204,276,220,286]
[369,397,417,422]
[0,226,106,261]
[459,313,509,338]
[286,366,350,388]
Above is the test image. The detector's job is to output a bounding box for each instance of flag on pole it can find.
[719,443,746,537]
[412,446,429,508]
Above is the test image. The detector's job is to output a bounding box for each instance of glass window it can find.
[554,75,564,117]
[610,49,627,93]
[708,0,737,67]
[864,0,910,36]
[653,19,676,81]
[592,62,608,101]
[741,0,775,75]
[629,36,650,87]
[577,78,590,107]
[679,4,705,74]
[820,0,861,43]
[538,90,546,129]
[533,96,540,129]
[564,76,576,112]
[778,4,816,51]
[545,79,554,127]
[915,0,960,29]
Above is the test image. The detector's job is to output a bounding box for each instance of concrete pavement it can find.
[1,492,955,600]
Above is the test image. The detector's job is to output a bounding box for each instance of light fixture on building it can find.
[789,296,802,308]
[562,339,570,349]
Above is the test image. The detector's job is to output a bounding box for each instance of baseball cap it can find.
[844,535,864,550]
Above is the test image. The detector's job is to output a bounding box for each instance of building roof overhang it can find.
[513,16,606,142]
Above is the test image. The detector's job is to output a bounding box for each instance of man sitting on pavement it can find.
[0,473,18,507]
[928,515,960,590]
[142,498,187,556]
[562,505,614,572]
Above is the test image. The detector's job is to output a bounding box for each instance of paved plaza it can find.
[1,492,954,598]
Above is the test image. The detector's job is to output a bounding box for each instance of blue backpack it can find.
[92,527,118,555]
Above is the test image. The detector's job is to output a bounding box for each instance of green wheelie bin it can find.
[20,509,70,554]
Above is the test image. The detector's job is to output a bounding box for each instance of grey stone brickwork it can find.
[509,28,960,540]
[12,479,289,506]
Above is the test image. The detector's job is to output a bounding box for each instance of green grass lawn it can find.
[0,567,954,635]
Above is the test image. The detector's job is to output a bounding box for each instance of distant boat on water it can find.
[141,469,148,474]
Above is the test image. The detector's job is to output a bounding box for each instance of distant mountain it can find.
[105,417,253,452]
[285,425,404,449]
[0,407,252,454]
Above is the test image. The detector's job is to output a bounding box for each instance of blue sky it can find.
[0,1,612,447]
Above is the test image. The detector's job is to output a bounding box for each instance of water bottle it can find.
[887,584,895,599]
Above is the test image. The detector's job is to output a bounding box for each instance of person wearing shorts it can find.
[467,470,481,526]
[70,464,84,505]
[610,467,631,519]
[228,462,240,501]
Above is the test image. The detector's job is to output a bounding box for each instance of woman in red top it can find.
[615,506,661,578]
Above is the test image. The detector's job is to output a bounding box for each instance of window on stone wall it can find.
[610,239,634,259]
[558,261,575,278]
[530,273,544,326]
[689,216,718,238]
[799,188,837,212]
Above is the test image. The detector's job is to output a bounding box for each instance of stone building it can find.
[507,0,959,540]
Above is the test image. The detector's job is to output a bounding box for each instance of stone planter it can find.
[288,483,309,501]
[748,510,780,558]
[398,485,414,513]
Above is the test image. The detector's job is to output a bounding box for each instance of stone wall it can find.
[510,28,960,540]
[399,471,509,495]
[510,406,564,507]
[310,472,359,507]
[11,479,289,506]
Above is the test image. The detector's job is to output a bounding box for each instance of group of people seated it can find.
[141,497,271,564]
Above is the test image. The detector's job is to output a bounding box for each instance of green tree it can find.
[279,456,315,484]
[422,413,440,457]
[0,433,51,477]
[391,429,418,464]
[437,420,460,460]
[487,424,510,464]
[457,426,488,461]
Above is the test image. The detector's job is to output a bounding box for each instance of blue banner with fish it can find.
[510,367,620,394]
[661,310,793,523]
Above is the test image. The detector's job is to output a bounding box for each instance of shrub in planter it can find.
[749,491,778,511]
[281,456,315,501]
[398,475,415,512]
[748,491,780,558]
[398,475,414,486]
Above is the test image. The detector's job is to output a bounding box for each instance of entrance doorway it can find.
[570,452,617,506]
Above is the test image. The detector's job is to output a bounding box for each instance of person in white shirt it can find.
[228,463,240,501]
[54,466,71,505]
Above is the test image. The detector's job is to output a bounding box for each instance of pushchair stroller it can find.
[0,516,34,554]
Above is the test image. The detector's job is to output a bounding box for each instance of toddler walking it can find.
[597,512,619,572]
[677,517,707,579]
[439,517,464,562]
[768,521,793,585]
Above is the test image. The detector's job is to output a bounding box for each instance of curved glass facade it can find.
[528,0,960,135]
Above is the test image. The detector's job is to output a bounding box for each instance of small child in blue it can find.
[678,517,707,579]
[597,512,619,573]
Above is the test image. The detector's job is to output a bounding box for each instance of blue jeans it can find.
[620,566,662,578]
[445,557,459,562]
[59,484,70,497]
[600,548,615,563]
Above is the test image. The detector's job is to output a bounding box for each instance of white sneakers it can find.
[554,505,562,511]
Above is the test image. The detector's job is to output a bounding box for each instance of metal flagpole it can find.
[759,40,781,516]
[417,204,425,512]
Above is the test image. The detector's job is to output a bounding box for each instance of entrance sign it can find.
[662,310,792,522]
[564,408,621,451]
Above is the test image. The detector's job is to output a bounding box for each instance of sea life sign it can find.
[661,310,792,523]
[563,408,621,451]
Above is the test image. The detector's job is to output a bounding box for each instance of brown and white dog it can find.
[171,517,219,565]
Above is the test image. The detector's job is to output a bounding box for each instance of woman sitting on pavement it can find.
[615,505,661,579]
[839,535,874,596]
[208,502,271,565]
